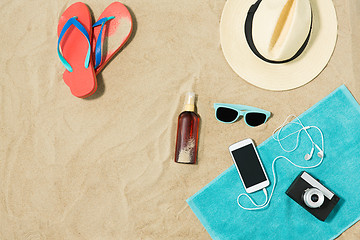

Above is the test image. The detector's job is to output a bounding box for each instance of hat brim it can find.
[220,0,338,91]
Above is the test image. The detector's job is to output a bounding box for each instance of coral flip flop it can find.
[92,2,133,74]
[57,2,97,98]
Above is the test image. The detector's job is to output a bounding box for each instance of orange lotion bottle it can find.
[174,92,200,164]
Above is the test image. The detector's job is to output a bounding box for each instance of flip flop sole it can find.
[58,2,97,98]
[92,2,133,74]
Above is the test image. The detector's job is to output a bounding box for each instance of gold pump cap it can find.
[183,92,196,112]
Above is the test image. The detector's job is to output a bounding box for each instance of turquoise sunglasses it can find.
[214,103,271,127]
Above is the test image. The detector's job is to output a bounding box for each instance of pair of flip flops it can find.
[57,2,132,98]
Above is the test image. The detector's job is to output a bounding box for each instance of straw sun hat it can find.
[220,0,337,91]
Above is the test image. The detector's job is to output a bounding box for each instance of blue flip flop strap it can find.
[93,16,115,69]
[57,17,91,72]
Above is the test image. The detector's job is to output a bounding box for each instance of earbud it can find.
[304,146,314,160]
[314,144,324,158]
[317,150,324,158]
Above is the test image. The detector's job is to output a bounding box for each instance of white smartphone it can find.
[229,138,269,193]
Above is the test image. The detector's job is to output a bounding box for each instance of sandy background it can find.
[1,0,360,239]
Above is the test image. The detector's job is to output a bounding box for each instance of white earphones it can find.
[272,115,324,162]
[305,143,324,160]
[237,114,325,211]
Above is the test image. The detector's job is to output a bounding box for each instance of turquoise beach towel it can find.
[187,85,360,240]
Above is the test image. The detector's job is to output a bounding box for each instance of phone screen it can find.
[231,144,267,188]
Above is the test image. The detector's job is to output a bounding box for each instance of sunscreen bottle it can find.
[174,92,200,164]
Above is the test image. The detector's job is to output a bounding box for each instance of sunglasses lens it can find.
[216,107,238,123]
[245,112,267,127]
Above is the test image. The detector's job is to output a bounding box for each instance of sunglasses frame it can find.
[213,103,271,127]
